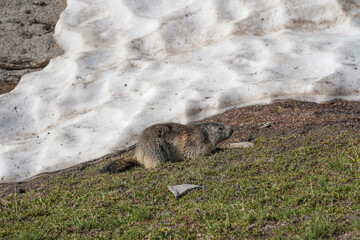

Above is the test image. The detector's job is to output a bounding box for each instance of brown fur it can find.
[99,156,139,173]
[100,122,233,173]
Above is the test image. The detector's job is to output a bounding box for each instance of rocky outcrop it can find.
[0,0,66,94]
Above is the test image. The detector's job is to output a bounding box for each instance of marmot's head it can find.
[201,122,233,146]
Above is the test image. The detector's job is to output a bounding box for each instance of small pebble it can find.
[261,122,274,128]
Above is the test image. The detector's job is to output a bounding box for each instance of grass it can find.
[1,125,360,239]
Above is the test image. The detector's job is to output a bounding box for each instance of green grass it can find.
[1,125,360,239]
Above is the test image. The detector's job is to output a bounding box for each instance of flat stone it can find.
[229,142,254,148]
[168,184,203,198]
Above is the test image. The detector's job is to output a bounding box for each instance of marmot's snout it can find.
[208,122,233,142]
[223,125,233,140]
[226,127,233,139]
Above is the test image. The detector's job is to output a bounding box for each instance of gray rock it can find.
[168,184,203,198]
[0,0,66,94]
[229,142,254,148]
[260,121,274,128]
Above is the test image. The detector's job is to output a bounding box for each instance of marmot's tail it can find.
[100,156,139,173]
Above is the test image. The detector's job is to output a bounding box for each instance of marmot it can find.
[100,122,233,173]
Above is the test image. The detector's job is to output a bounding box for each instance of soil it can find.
[1,98,359,198]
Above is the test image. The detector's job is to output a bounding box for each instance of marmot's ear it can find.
[205,124,213,131]
[159,126,169,137]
